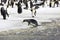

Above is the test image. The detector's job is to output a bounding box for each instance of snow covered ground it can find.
[0,2,60,31]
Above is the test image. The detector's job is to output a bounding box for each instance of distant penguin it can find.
[17,1,22,14]
[1,7,9,20]
[31,6,36,17]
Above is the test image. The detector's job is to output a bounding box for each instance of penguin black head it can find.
[23,20,27,22]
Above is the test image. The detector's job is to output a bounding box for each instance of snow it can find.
[0,1,60,32]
